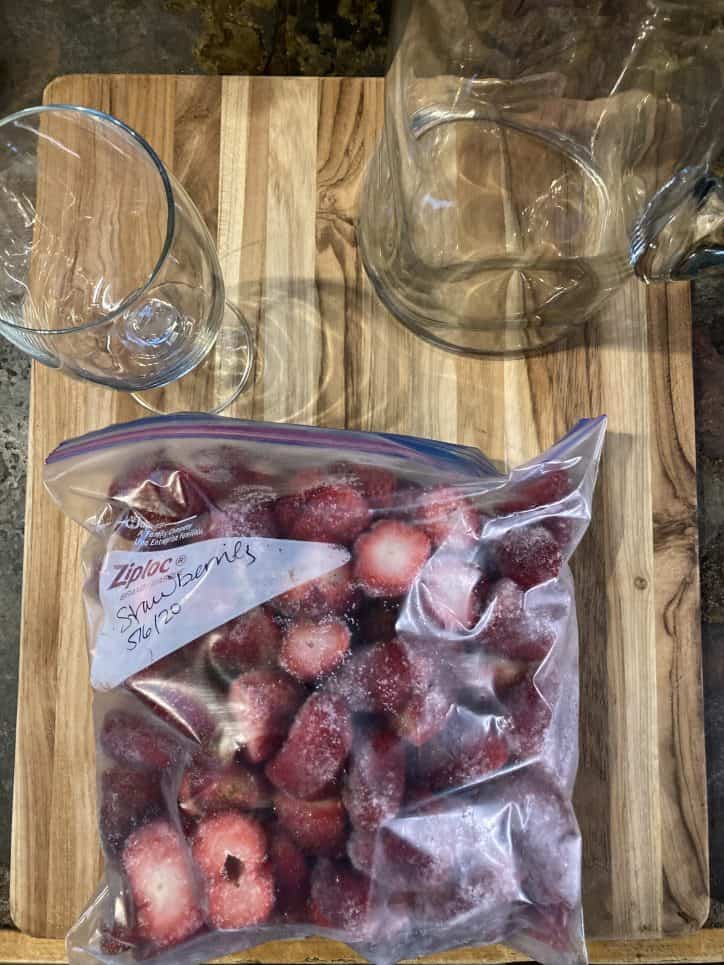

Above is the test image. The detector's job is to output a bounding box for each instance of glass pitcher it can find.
[359,0,724,355]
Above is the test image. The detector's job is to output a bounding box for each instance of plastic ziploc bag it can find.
[43,413,606,965]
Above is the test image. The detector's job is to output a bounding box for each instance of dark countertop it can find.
[0,0,722,936]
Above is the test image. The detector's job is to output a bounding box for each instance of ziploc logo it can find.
[107,557,174,590]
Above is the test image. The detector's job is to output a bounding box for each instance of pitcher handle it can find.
[634,165,724,282]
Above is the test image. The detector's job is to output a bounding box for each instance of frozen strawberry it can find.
[450,650,527,702]
[520,902,577,953]
[358,599,400,643]
[269,826,310,919]
[414,708,509,790]
[413,487,480,549]
[418,555,482,631]
[274,792,347,855]
[280,618,351,681]
[206,867,275,930]
[347,828,377,875]
[187,445,271,501]
[228,668,305,764]
[496,525,562,589]
[506,677,552,760]
[275,473,370,545]
[122,821,203,949]
[325,646,379,713]
[179,760,272,818]
[203,607,281,683]
[543,515,576,548]
[499,468,572,514]
[369,638,416,715]
[204,483,279,540]
[100,710,179,771]
[265,692,353,800]
[373,820,454,892]
[192,811,268,880]
[310,859,373,936]
[109,461,210,537]
[128,674,219,747]
[274,561,358,618]
[332,461,398,507]
[343,729,405,830]
[478,578,556,663]
[392,652,453,747]
[353,520,431,597]
[99,768,163,856]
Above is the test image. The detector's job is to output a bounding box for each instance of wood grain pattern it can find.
[10,75,708,953]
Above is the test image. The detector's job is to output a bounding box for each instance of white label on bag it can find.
[92,537,350,690]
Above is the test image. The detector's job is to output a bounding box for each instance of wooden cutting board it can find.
[11,74,708,951]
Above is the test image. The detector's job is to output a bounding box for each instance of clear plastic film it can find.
[43,413,606,965]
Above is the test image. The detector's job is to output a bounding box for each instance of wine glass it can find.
[0,104,253,412]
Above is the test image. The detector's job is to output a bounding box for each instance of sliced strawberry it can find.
[392,652,453,747]
[506,676,552,760]
[100,710,179,771]
[418,555,482,631]
[353,520,431,598]
[274,792,347,855]
[228,668,305,764]
[205,864,275,929]
[265,692,353,800]
[413,487,480,550]
[99,768,163,856]
[343,728,405,830]
[275,474,370,545]
[310,859,373,936]
[499,468,572,514]
[203,607,281,683]
[414,707,509,790]
[269,826,310,920]
[204,483,279,540]
[332,462,398,508]
[496,525,563,589]
[127,674,219,747]
[358,599,400,644]
[179,760,272,818]
[280,618,351,682]
[192,811,268,880]
[122,821,203,949]
[274,561,358,618]
[477,578,557,663]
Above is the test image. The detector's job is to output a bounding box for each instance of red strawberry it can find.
[392,652,453,747]
[205,867,275,930]
[324,646,379,713]
[496,525,562,589]
[187,446,271,501]
[414,708,509,790]
[265,692,353,800]
[506,677,552,760]
[347,828,377,875]
[122,821,203,949]
[275,474,370,545]
[274,792,347,855]
[499,468,572,514]
[269,826,310,919]
[310,859,373,936]
[353,520,431,597]
[368,639,415,715]
[343,729,405,830]
[203,607,281,683]
[127,674,219,747]
[543,515,576,548]
[204,484,279,539]
[477,578,556,663]
[274,561,358,618]
[280,618,351,681]
[99,768,163,856]
[418,555,482,631]
[100,710,179,771]
[179,760,272,818]
[109,461,210,537]
[192,811,268,879]
[414,487,480,550]
[358,599,400,643]
[332,462,398,507]
[228,668,305,764]
[374,820,454,892]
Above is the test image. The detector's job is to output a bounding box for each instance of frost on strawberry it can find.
[100,710,180,771]
[274,561,358,618]
[342,728,405,830]
[275,471,370,545]
[310,859,374,937]
[280,618,351,681]
[274,792,347,855]
[99,768,163,856]
[412,707,509,790]
[416,554,482,632]
[265,692,353,800]
[128,673,220,747]
[496,525,563,589]
[228,668,305,764]
[477,578,557,664]
[203,607,281,683]
[122,821,203,949]
[353,520,431,598]
[413,487,480,550]
[204,484,279,540]
[179,759,272,818]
